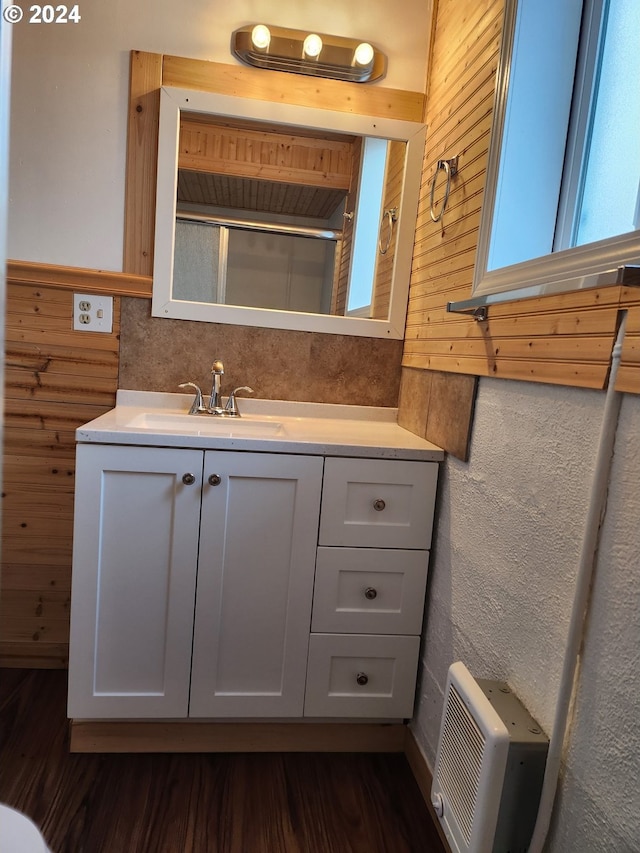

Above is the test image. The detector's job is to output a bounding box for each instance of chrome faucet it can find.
[178,382,207,414]
[224,386,254,416]
[179,360,254,417]
[208,359,225,413]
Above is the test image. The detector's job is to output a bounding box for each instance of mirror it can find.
[152,87,426,338]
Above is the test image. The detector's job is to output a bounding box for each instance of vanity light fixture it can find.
[302,33,323,60]
[232,24,387,83]
[250,24,271,51]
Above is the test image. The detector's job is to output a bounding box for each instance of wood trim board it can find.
[69,719,407,754]
[7,259,152,298]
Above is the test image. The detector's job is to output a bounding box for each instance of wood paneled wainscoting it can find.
[1,263,150,668]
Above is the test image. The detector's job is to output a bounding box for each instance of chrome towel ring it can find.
[378,207,398,254]
[430,156,458,223]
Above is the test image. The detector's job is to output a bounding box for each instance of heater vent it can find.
[437,683,486,844]
[431,662,549,853]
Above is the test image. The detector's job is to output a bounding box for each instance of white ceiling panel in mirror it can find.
[152,87,426,338]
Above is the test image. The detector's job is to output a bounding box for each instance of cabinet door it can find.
[68,444,203,719]
[190,452,323,718]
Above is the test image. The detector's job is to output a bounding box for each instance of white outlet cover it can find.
[73,293,113,333]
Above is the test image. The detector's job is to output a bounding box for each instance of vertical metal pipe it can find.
[528,311,628,852]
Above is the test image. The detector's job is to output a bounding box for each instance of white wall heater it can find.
[431,661,548,853]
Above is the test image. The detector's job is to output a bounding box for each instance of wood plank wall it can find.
[372,141,406,320]
[332,137,362,316]
[178,118,354,190]
[402,0,640,395]
[618,293,640,393]
[1,279,121,666]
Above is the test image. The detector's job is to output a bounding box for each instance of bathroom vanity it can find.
[67,391,443,748]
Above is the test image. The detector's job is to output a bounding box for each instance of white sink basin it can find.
[126,412,285,437]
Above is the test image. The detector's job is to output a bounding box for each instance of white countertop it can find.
[75,390,444,461]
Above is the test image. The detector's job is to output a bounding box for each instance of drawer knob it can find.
[372,498,386,512]
[364,587,378,600]
[356,672,369,686]
[182,473,196,485]
[208,474,222,486]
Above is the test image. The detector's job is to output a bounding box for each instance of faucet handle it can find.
[225,386,254,417]
[179,382,206,415]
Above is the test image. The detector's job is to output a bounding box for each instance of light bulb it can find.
[354,42,374,66]
[303,33,323,58]
[251,24,271,50]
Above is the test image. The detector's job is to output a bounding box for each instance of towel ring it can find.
[378,207,398,254]
[430,156,458,223]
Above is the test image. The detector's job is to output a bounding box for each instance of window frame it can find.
[472,0,640,300]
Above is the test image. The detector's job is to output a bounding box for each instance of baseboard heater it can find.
[431,661,549,853]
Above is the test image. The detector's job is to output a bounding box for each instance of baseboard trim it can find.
[69,719,407,754]
[0,642,68,669]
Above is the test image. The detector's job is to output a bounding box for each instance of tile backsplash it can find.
[118,298,403,407]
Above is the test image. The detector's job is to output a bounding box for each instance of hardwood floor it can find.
[0,669,447,853]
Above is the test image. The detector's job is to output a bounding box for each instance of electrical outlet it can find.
[73,293,113,333]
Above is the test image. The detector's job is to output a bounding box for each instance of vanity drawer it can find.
[311,547,428,635]
[319,457,438,549]
[304,633,420,718]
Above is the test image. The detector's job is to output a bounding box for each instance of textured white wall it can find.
[7,0,432,270]
[412,378,640,852]
[552,393,640,851]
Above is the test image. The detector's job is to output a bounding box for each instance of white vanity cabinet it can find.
[304,457,438,718]
[67,444,323,719]
[68,394,443,731]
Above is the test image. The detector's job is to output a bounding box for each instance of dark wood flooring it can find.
[0,669,446,853]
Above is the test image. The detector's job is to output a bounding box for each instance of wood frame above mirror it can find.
[123,52,426,338]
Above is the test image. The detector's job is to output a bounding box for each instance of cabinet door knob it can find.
[208,474,222,486]
[373,498,386,512]
[364,587,378,600]
[182,473,196,485]
[356,672,369,686]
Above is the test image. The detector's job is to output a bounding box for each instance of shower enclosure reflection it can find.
[172,115,402,318]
